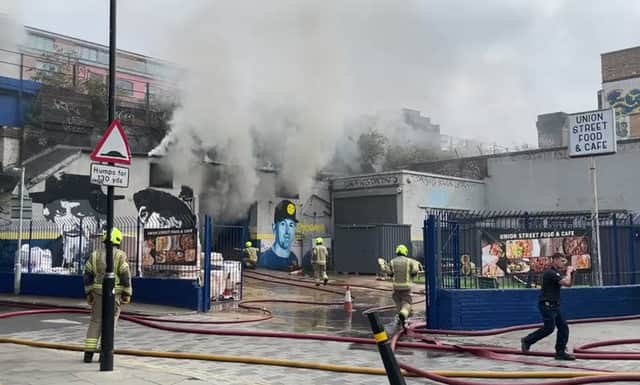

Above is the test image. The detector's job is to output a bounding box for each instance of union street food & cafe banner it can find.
[142,227,198,267]
[481,229,591,278]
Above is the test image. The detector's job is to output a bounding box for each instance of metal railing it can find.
[0,215,200,278]
[426,209,640,289]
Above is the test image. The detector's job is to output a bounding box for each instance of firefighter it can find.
[242,241,259,269]
[379,244,421,326]
[83,227,132,363]
[311,237,329,286]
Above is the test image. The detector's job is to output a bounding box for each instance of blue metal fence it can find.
[424,210,640,289]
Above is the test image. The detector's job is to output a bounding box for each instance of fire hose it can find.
[3,306,640,383]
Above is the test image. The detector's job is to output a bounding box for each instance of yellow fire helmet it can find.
[315,237,324,245]
[102,227,123,246]
[246,241,252,248]
[395,244,409,257]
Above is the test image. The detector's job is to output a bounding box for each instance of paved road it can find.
[1,279,639,385]
[0,304,88,334]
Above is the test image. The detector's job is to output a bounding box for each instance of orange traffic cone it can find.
[223,272,233,299]
[344,286,353,312]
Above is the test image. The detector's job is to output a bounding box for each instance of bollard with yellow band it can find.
[366,312,406,385]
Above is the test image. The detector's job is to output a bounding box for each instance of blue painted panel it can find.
[132,277,202,310]
[434,286,640,330]
[0,272,14,293]
[20,274,85,299]
[0,94,18,126]
[13,274,201,310]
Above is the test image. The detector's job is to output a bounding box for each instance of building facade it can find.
[600,46,640,141]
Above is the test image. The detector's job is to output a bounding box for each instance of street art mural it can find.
[606,88,640,138]
[30,173,106,269]
[258,199,299,271]
[607,88,640,115]
[133,185,195,228]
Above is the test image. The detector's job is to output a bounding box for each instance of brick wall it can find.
[602,47,640,82]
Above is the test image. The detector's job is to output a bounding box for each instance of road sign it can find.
[90,163,130,188]
[90,120,132,165]
[568,108,616,158]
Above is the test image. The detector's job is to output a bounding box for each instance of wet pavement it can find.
[1,270,639,385]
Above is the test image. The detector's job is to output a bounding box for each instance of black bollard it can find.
[366,312,407,385]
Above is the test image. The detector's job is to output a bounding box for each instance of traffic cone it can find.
[344,286,353,312]
[223,272,233,299]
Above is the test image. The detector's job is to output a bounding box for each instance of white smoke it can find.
[151,0,552,220]
[155,1,347,220]
[0,3,25,79]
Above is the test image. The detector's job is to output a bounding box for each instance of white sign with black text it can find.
[568,109,616,158]
[90,163,130,188]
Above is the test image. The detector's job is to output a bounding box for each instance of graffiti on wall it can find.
[258,199,299,271]
[30,173,106,268]
[133,185,195,229]
[607,89,640,115]
[296,194,331,236]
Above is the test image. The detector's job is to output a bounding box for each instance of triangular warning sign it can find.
[90,120,132,165]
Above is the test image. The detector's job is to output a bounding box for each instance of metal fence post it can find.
[27,220,33,274]
[613,215,620,285]
[630,214,637,285]
[202,215,212,312]
[426,215,439,329]
[136,216,141,277]
[78,217,84,274]
[524,212,533,288]
[452,222,461,289]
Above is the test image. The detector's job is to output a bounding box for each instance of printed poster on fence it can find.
[481,229,591,278]
[142,227,197,267]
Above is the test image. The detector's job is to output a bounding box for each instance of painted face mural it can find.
[258,199,299,271]
[133,186,194,229]
[30,174,106,268]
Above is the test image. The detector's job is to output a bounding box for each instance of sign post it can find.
[90,0,131,372]
[568,108,616,286]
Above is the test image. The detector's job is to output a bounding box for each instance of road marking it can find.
[40,319,82,325]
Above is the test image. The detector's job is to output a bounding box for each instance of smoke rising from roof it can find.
[155,2,348,220]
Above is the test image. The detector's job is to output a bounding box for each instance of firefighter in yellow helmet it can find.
[242,241,259,269]
[379,244,421,326]
[311,237,329,286]
[83,227,132,363]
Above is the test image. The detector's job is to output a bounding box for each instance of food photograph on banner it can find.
[141,227,198,278]
[481,230,592,278]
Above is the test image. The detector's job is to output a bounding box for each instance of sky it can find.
[4,0,640,146]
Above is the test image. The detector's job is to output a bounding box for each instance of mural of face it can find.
[31,174,106,268]
[133,187,194,229]
[274,218,297,251]
[258,200,300,271]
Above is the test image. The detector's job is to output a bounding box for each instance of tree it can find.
[357,128,387,173]
[28,48,79,89]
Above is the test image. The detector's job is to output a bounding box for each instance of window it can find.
[36,61,59,73]
[149,163,173,188]
[147,63,163,75]
[97,51,109,65]
[28,34,55,52]
[116,79,134,97]
[80,46,98,62]
[133,60,147,73]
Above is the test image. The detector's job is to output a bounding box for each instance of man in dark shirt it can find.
[521,253,576,360]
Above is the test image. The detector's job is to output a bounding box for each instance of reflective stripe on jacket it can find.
[312,245,328,265]
[83,248,132,296]
[390,256,420,290]
[244,247,259,263]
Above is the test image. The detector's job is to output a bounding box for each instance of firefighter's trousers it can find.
[392,288,413,319]
[84,292,121,352]
[313,263,328,284]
